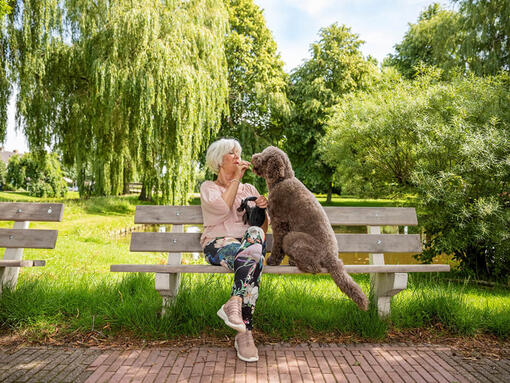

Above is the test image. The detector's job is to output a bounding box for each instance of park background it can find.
[0,0,508,347]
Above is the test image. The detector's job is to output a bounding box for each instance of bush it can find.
[0,160,6,190]
[6,152,67,198]
[322,72,510,280]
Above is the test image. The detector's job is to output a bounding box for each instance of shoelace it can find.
[227,300,241,318]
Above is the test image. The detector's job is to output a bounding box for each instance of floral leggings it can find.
[203,226,265,330]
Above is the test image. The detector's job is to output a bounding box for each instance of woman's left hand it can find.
[255,195,268,209]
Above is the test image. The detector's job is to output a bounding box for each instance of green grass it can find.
[0,191,509,343]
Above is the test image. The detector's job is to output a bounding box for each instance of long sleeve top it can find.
[199,180,261,248]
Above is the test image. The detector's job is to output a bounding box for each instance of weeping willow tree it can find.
[4,0,229,203]
[0,0,11,141]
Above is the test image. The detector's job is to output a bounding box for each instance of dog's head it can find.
[251,146,294,185]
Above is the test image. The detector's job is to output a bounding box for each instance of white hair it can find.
[205,138,242,174]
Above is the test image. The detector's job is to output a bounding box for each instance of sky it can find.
[4,0,443,153]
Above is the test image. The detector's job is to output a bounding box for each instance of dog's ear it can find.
[267,154,286,181]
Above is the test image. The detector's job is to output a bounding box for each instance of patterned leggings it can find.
[203,226,265,330]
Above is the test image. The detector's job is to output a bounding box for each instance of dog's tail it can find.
[326,259,369,311]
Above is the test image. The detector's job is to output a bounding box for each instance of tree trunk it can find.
[326,181,333,204]
[139,178,152,201]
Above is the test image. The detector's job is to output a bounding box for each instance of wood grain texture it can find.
[133,205,418,226]
[0,203,64,222]
[130,232,423,254]
[0,229,59,249]
[111,264,450,274]
[0,260,46,267]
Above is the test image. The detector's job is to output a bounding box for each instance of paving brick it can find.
[108,365,131,383]
[0,343,509,383]
[154,366,172,383]
[143,372,157,383]
[84,365,108,383]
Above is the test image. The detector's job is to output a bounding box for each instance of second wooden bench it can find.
[0,202,64,295]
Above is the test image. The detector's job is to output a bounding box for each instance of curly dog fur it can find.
[251,146,369,311]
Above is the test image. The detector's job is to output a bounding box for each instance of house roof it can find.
[0,150,21,164]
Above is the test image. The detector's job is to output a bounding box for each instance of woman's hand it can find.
[234,160,252,180]
[255,195,268,209]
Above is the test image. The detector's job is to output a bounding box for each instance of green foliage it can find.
[285,23,378,196]
[456,0,510,75]
[322,73,510,280]
[386,3,464,78]
[0,0,10,18]
[0,159,6,188]
[388,1,510,77]
[0,1,10,142]
[212,0,289,191]
[6,152,67,197]
[4,0,229,203]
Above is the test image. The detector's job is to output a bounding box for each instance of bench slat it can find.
[130,233,423,254]
[111,264,450,274]
[0,229,59,249]
[0,260,46,267]
[134,205,418,226]
[135,206,204,224]
[0,203,64,222]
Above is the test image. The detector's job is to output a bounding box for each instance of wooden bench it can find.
[0,202,64,294]
[111,205,450,317]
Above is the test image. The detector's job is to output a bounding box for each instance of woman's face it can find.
[220,147,241,172]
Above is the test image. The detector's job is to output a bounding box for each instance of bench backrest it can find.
[130,205,422,255]
[0,202,64,249]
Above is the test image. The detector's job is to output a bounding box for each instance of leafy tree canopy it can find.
[211,0,289,191]
[0,0,10,19]
[456,0,510,75]
[285,23,378,197]
[386,3,463,78]
[322,72,510,280]
[388,0,510,77]
[3,0,229,204]
[6,152,67,197]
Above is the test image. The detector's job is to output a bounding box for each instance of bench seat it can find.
[0,260,46,267]
[111,204,450,317]
[111,264,450,274]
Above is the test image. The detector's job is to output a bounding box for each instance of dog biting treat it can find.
[251,146,369,311]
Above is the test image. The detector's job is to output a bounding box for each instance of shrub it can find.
[322,72,510,280]
[6,152,67,198]
[0,160,6,190]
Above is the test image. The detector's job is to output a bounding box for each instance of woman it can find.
[200,138,268,362]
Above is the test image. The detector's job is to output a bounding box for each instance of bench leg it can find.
[0,221,29,294]
[155,271,181,315]
[371,272,408,318]
[155,224,183,315]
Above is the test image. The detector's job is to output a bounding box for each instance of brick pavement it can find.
[0,343,509,382]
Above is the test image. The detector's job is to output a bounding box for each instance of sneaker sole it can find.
[217,305,246,333]
[234,339,259,362]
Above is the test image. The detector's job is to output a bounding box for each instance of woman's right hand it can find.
[234,160,251,180]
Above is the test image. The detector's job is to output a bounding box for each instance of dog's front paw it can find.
[266,256,281,266]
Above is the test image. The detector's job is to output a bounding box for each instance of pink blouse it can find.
[200,180,261,248]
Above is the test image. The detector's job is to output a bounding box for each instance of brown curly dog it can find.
[251,146,369,311]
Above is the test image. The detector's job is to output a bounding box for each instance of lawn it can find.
[0,191,509,344]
